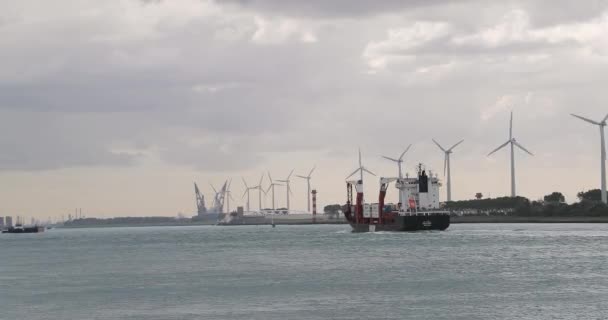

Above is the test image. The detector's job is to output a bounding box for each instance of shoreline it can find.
[51,215,608,229]
[451,216,608,223]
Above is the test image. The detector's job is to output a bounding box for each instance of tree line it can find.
[444,189,608,217]
[323,189,608,217]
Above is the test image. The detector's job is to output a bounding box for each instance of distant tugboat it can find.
[344,162,450,232]
[2,223,45,234]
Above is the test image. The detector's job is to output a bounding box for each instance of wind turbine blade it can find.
[382,155,399,162]
[267,171,273,183]
[603,113,608,124]
[242,189,248,199]
[487,140,511,156]
[241,177,248,188]
[266,185,272,193]
[288,185,293,195]
[513,141,534,156]
[443,155,447,176]
[399,144,412,160]
[571,113,600,125]
[308,165,316,177]
[509,111,513,139]
[362,167,376,176]
[287,169,294,180]
[346,168,359,180]
[358,148,362,167]
[448,139,464,152]
[432,139,446,152]
[209,183,218,194]
[295,175,307,179]
[259,174,264,186]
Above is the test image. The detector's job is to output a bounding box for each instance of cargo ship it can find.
[343,164,450,232]
[2,223,45,234]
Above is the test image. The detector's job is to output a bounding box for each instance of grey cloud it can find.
[222,0,471,18]
[520,0,608,26]
[222,0,607,29]
[0,111,141,170]
[2,0,608,179]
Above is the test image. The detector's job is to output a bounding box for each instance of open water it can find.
[1,224,607,320]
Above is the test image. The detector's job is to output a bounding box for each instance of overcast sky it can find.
[2,0,608,219]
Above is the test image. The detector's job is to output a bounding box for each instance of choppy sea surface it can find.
[1,224,607,320]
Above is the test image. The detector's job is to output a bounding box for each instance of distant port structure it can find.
[190,109,608,227]
[8,110,608,228]
[192,165,327,225]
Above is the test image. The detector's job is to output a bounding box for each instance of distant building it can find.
[5,216,13,227]
[0,216,4,227]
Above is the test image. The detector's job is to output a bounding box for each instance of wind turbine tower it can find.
[296,166,316,212]
[277,169,294,211]
[242,177,255,212]
[432,139,464,202]
[570,112,608,203]
[253,174,265,211]
[487,111,533,197]
[381,144,411,178]
[266,172,283,210]
[224,179,235,214]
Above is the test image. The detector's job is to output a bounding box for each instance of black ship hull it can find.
[2,226,45,234]
[347,214,450,232]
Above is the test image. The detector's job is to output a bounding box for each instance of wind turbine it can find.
[242,177,256,212]
[276,169,294,212]
[487,111,533,197]
[346,148,376,181]
[266,172,283,210]
[296,166,316,212]
[381,144,412,178]
[224,179,235,214]
[570,112,608,203]
[252,173,265,211]
[432,139,464,202]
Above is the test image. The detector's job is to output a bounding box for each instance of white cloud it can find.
[452,9,531,47]
[363,22,451,70]
[482,95,516,121]
[453,8,608,57]
[481,92,557,122]
[251,16,317,44]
